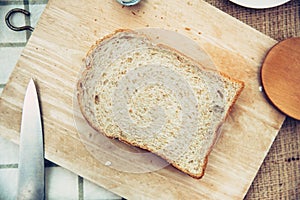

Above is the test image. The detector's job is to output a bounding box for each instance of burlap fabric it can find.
[204,0,300,199]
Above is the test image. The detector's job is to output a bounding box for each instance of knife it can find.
[17,79,44,200]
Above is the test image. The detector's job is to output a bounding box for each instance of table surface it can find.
[0,0,299,199]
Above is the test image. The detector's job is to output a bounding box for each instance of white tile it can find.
[84,179,121,200]
[45,167,78,200]
[0,168,18,200]
[29,4,47,28]
[0,6,26,43]
[0,136,19,164]
[0,47,24,84]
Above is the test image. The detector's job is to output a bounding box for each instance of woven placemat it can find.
[204,0,300,199]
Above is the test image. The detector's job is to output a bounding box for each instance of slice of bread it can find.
[77,29,244,178]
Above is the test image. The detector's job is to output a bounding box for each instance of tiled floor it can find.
[0,0,122,199]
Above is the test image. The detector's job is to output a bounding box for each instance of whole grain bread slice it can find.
[77,29,244,178]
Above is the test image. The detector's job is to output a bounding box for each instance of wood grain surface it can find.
[0,0,286,199]
[261,37,300,120]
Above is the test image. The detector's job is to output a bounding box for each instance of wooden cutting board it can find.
[0,0,285,199]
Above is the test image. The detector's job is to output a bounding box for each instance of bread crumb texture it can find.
[77,29,244,178]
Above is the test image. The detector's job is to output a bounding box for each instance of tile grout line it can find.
[23,0,32,40]
[0,0,48,6]
[0,163,61,169]
[78,176,84,200]
[0,42,27,48]
[0,1,26,5]
[0,164,18,169]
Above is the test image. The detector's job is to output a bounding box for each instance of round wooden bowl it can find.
[261,37,300,120]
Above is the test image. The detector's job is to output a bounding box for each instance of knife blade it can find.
[17,79,44,200]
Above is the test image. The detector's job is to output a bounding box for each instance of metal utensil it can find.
[5,8,34,32]
[116,0,141,6]
[17,79,44,200]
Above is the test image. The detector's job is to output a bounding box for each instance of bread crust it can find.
[77,29,245,179]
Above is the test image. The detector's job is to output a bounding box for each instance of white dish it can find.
[229,0,291,9]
